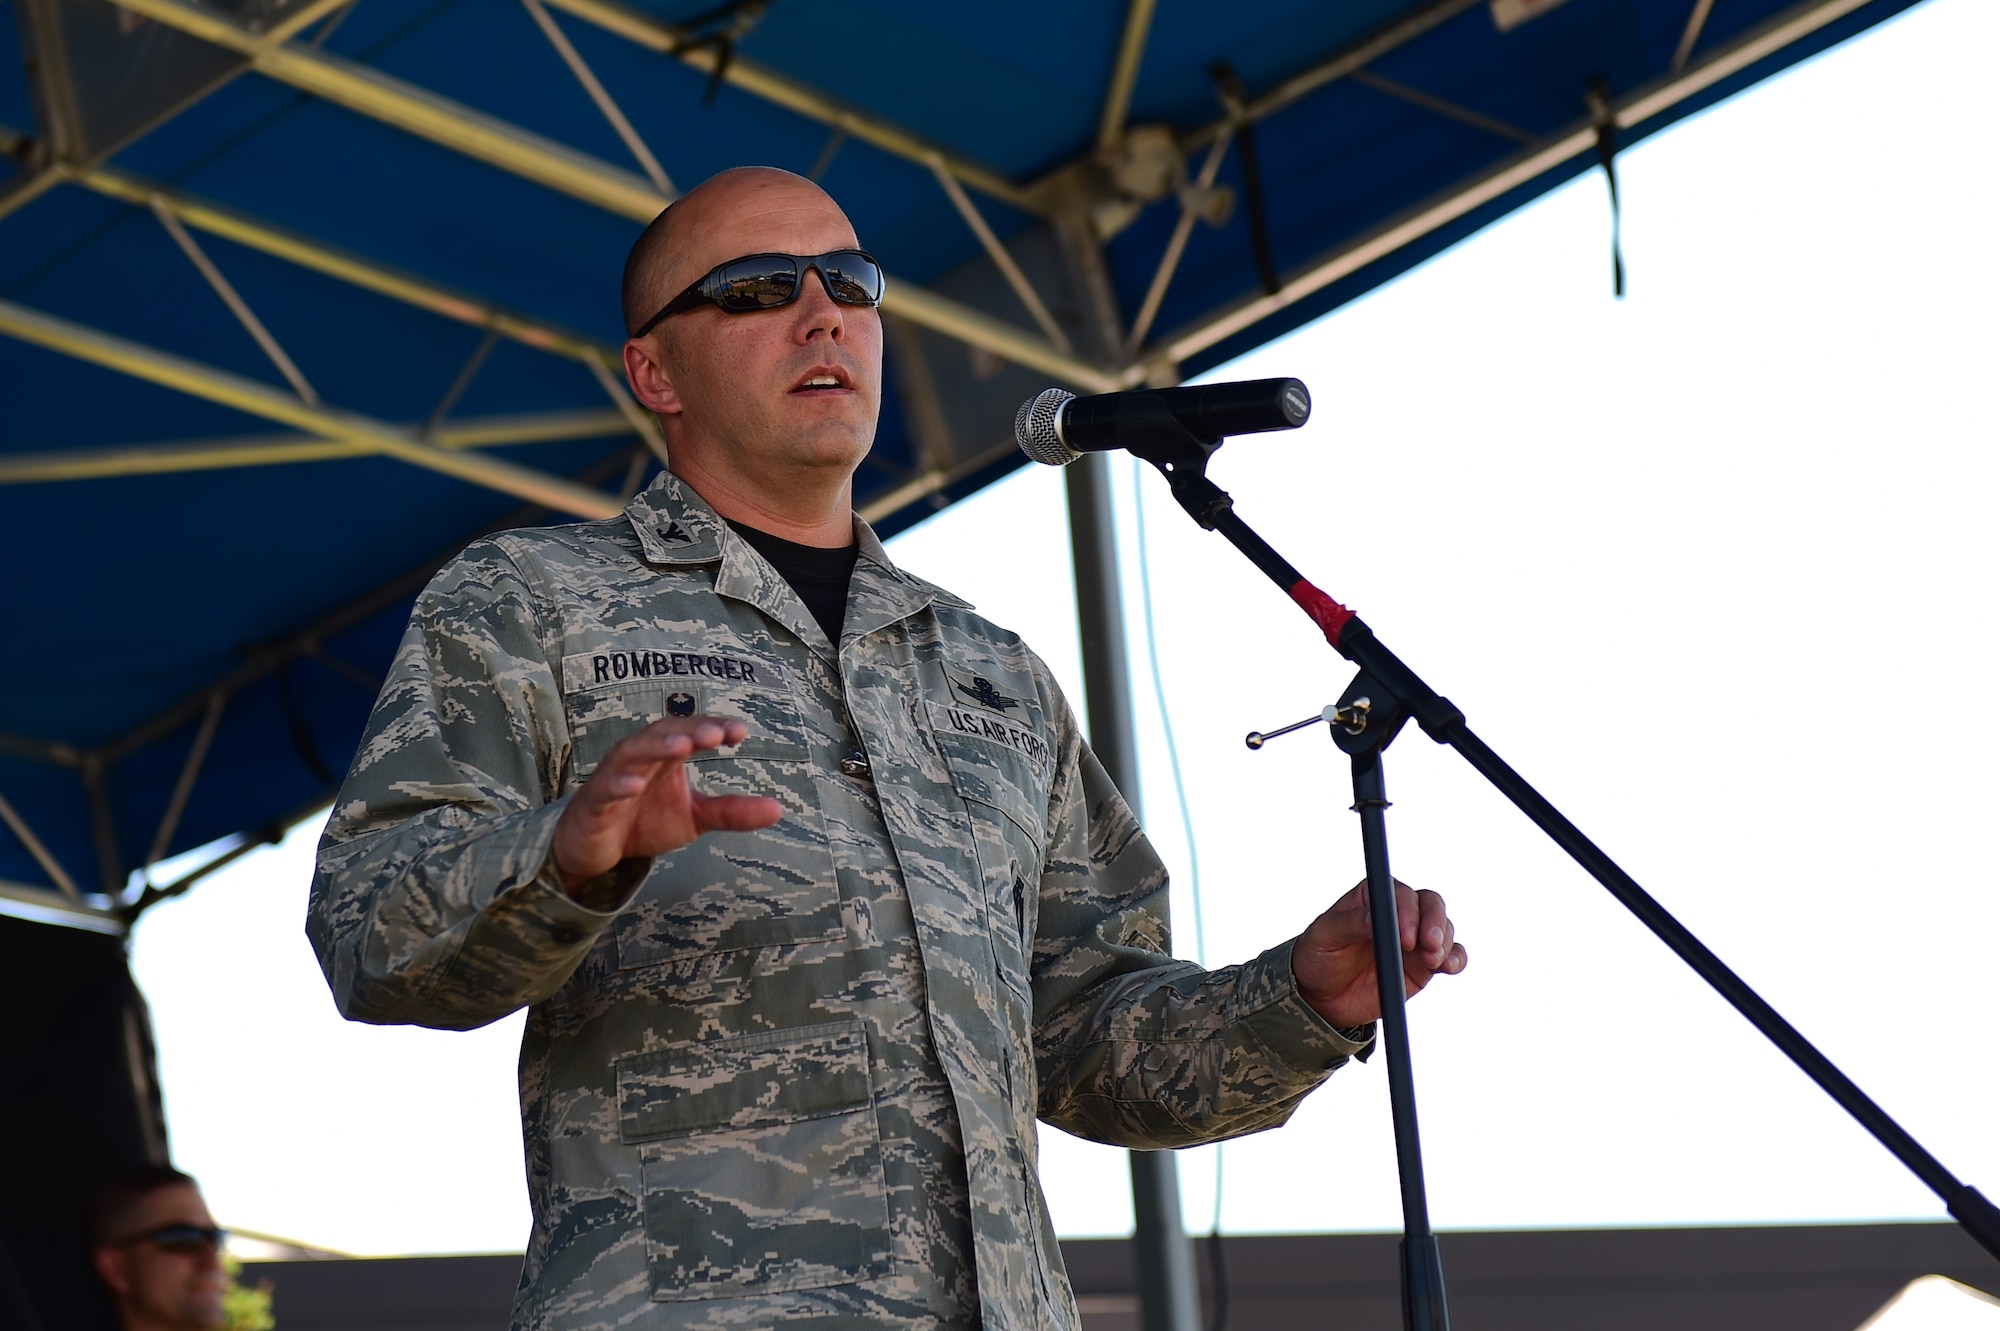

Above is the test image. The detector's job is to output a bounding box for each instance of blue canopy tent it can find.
[0,3,1943,1329]
[0,0,1926,929]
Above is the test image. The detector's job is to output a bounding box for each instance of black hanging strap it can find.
[1235,120,1281,297]
[274,663,334,787]
[666,0,771,104]
[1585,74,1625,298]
[1210,63,1282,297]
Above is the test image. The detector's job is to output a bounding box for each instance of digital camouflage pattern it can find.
[309,475,1373,1331]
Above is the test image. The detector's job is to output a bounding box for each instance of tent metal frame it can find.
[0,0,1879,1082]
[0,0,1896,1112]
[0,410,631,484]
[0,296,634,517]
[0,6,1904,1329]
[0,440,656,929]
[0,0,1878,503]
[1157,0,1882,370]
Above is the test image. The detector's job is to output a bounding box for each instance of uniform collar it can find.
[624,474,972,650]
[845,508,972,644]
[626,473,726,564]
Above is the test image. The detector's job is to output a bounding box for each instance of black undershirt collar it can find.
[726,519,858,647]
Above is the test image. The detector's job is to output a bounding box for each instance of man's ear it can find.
[92,1246,131,1297]
[623,336,683,418]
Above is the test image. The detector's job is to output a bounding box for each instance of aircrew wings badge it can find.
[949,673,1021,714]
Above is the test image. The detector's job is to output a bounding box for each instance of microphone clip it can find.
[1109,398,1235,527]
[1112,395,1225,472]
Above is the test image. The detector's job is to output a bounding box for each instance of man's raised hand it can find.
[1292,879,1468,1029]
[552,717,783,900]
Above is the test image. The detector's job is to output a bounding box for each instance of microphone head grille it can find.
[1015,388,1079,466]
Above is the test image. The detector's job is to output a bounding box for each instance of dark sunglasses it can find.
[631,249,884,337]
[121,1223,228,1254]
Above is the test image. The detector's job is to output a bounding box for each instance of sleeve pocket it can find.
[618,1022,892,1302]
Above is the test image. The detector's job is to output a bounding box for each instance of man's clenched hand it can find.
[552,717,783,899]
[1293,879,1468,1029]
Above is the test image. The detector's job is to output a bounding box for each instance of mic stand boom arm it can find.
[1143,446,2000,1268]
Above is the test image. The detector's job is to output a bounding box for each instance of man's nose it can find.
[792,266,845,341]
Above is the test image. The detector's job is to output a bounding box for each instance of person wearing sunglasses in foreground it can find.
[89,1167,226,1331]
[309,167,1467,1331]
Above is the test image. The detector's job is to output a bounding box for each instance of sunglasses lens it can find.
[713,258,801,310]
[688,252,883,317]
[149,1225,225,1253]
[817,252,883,306]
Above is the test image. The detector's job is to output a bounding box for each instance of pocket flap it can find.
[928,700,1051,849]
[617,1021,871,1142]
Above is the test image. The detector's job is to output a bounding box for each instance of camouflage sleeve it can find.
[1029,700,1376,1150]
[307,537,638,1032]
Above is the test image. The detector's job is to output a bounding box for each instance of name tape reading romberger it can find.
[561,646,777,693]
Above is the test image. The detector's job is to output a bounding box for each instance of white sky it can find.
[130,0,1998,1255]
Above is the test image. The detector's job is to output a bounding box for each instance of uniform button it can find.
[549,926,581,945]
[839,750,872,779]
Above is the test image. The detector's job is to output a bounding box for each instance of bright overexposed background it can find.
[130,0,1997,1255]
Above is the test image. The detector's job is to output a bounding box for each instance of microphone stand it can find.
[1251,680,1449,1331]
[1113,419,2000,1330]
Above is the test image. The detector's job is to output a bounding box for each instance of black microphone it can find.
[1014,378,1310,466]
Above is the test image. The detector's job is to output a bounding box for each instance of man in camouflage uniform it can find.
[310,167,1466,1331]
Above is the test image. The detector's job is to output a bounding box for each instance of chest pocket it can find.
[927,694,1054,999]
[561,642,843,963]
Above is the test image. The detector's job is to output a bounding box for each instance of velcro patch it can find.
[928,700,1053,777]
[562,646,776,693]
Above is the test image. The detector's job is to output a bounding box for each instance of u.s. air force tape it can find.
[928,700,1053,777]
[561,646,775,693]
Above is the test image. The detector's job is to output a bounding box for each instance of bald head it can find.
[617,165,880,545]
[621,167,852,336]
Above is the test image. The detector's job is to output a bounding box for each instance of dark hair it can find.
[89,1165,198,1247]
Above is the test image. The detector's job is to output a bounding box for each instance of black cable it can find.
[1586,74,1626,298]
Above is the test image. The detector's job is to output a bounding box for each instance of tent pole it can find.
[1065,451,1202,1331]
[1046,191,1201,1331]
